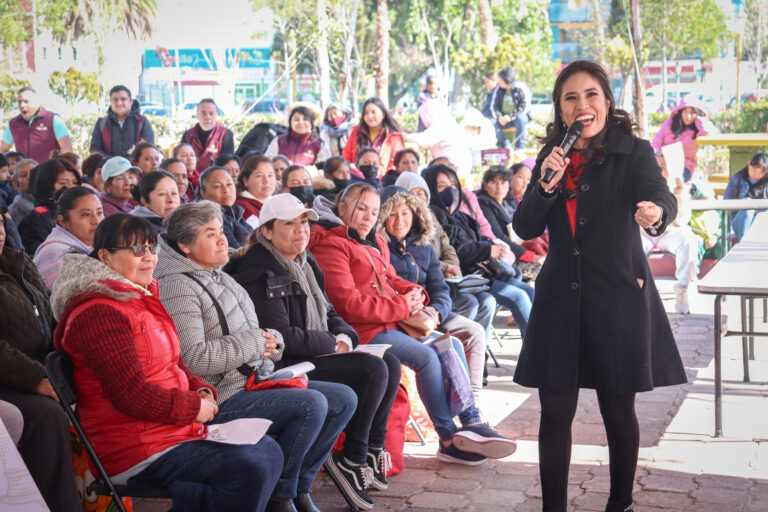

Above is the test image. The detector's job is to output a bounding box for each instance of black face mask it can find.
[289,185,314,205]
[332,178,350,192]
[437,186,457,208]
[358,165,378,180]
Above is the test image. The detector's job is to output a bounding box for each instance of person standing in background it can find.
[90,85,155,158]
[181,99,235,176]
[417,76,439,132]
[1,88,72,163]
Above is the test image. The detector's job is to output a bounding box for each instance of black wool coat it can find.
[512,125,686,392]
[223,243,359,369]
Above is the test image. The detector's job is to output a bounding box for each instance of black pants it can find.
[0,389,80,512]
[308,351,401,464]
[538,388,639,512]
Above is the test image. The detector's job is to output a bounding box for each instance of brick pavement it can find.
[135,279,768,511]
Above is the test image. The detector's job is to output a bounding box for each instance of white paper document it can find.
[262,361,315,381]
[661,141,685,181]
[206,418,272,445]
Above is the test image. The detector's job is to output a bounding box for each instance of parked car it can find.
[180,102,225,117]
[242,98,286,115]
[140,103,168,116]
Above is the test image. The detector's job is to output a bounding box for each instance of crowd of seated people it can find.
[5,88,761,512]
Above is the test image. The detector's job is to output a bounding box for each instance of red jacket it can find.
[342,125,404,178]
[54,279,211,476]
[236,195,263,222]
[308,224,426,344]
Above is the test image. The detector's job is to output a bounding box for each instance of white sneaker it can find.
[675,284,689,314]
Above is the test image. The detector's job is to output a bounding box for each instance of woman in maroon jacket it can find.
[51,214,283,512]
[308,182,516,466]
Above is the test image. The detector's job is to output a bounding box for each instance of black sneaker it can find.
[452,423,517,459]
[322,452,374,510]
[366,448,392,491]
[436,442,488,465]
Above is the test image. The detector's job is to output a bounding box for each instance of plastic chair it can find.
[45,351,169,512]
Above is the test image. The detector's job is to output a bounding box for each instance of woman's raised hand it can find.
[261,329,283,358]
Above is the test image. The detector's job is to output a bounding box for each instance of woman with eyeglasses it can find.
[50,214,284,512]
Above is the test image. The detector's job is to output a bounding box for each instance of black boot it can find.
[266,498,298,512]
[605,497,633,512]
[294,493,321,512]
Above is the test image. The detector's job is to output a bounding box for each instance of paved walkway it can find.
[135,279,768,511]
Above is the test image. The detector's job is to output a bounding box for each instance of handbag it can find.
[477,256,518,282]
[444,273,491,300]
[183,273,308,391]
[361,247,438,339]
[425,333,475,416]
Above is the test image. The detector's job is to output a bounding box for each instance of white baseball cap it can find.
[102,157,141,181]
[258,193,319,225]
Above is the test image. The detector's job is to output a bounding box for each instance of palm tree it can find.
[374,0,390,103]
[48,0,156,44]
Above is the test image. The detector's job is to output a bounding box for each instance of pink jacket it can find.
[651,99,708,174]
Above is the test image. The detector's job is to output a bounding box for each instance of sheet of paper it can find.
[263,361,315,381]
[661,141,685,181]
[205,418,272,445]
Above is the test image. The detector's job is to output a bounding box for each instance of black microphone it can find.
[541,121,584,184]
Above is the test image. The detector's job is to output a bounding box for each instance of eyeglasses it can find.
[109,244,157,257]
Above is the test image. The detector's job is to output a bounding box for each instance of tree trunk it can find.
[661,37,668,112]
[630,0,645,136]
[477,0,495,48]
[341,0,360,111]
[374,0,390,104]
[315,0,331,109]
[452,3,473,104]
[590,0,606,63]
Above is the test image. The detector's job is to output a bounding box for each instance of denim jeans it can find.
[370,329,482,441]
[490,274,534,335]
[452,291,496,339]
[731,208,763,241]
[128,437,283,512]
[213,380,356,499]
[495,113,529,149]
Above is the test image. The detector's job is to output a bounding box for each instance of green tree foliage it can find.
[0,75,32,111]
[641,0,728,62]
[48,67,103,105]
[0,0,32,48]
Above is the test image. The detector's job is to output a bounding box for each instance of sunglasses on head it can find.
[109,244,158,257]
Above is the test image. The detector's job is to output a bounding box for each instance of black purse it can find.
[445,273,491,300]
[477,257,518,282]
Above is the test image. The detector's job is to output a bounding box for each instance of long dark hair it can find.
[130,170,176,203]
[91,214,157,259]
[670,109,700,138]
[30,158,81,205]
[287,106,319,141]
[56,186,98,222]
[357,97,401,151]
[540,60,635,161]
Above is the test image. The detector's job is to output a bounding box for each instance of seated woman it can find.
[155,201,356,512]
[172,142,199,193]
[99,157,140,217]
[0,215,80,512]
[313,156,351,202]
[351,146,382,190]
[19,158,82,256]
[342,97,404,177]
[318,103,353,158]
[236,155,277,224]
[476,166,544,280]
[282,165,315,207]
[159,158,191,203]
[131,141,162,175]
[381,148,420,188]
[51,214,283,512]
[130,170,180,235]
[377,187,487,399]
[272,155,290,188]
[34,186,104,288]
[395,171,497,339]
[265,106,332,166]
[197,166,251,249]
[214,153,241,183]
[226,193,401,510]
[423,164,535,335]
[724,152,768,241]
[308,182,516,465]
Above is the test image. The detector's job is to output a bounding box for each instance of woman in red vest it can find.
[342,98,404,178]
[265,106,331,167]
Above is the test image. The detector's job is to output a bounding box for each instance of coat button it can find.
[571,282,579,290]
[572,248,579,256]
[580,183,590,192]
[578,217,587,226]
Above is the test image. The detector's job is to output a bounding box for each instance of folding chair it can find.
[45,351,170,512]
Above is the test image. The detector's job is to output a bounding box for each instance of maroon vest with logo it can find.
[9,108,61,163]
[183,123,227,173]
[276,132,323,166]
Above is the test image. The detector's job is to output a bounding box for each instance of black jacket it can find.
[511,125,685,392]
[224,243,358,368]
[0,246,55,393]
[475,189,528,260]
[90,100,155,157]
[221,204,252,250]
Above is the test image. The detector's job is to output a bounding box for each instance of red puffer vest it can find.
[58,280,207,476]
[276,132,323,166]
[183,122,228,175]
[8,109,61,164]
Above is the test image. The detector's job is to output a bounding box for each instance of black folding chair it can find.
[45,351,170,512]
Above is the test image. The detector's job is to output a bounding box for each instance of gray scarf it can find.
[256,231,329,331]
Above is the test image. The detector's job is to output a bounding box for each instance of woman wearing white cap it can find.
[99,156,139,217]
[226,193,401,511]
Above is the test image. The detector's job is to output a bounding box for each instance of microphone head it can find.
[567,121,584,137]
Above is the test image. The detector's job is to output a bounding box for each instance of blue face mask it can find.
[437,186,456,208]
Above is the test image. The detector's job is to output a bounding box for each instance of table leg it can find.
[715,294,724,438]
[741,296,751,382]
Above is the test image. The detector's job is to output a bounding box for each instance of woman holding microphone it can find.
[512,60,686,512]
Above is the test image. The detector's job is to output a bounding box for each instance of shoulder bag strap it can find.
[183,272,252,376]
[361,246,386,297]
